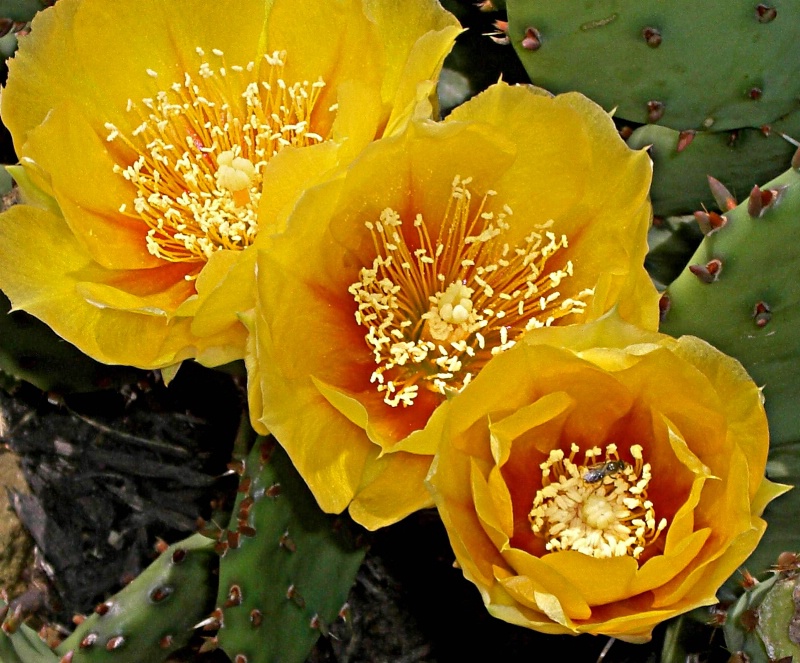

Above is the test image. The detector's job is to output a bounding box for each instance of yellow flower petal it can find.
[249,83,658,527]
[427,315,784,641]
[0,0,459,369]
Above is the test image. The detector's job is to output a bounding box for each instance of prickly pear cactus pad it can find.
[507,0,800,132]
[213,438,366,663]
[660,166,800,574]
[55,533,218,662]
[660,167,800,450]
[626,122,797,217]
[0,598,60,663]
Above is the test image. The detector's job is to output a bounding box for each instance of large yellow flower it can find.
[426,315,788,642]
[246,83,659,529]
[0,0,460,368]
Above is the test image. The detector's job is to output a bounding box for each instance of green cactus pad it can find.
[660,166,800,448]
[723,574,780,663]
[660,166,800,574]
[0,290,138,394]
[507,0,800,131]
[627,123,796,217]
[0,600,59,663]
[0,0,49,23]
[215,437,366,663]
[55,533,217,663]
[756,574,800,660]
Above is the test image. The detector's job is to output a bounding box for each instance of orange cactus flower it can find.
[0,0,460,368]
[245,83,659,529]
[426,315,789,641]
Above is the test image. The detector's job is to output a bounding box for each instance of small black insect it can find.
[582,460,626,483]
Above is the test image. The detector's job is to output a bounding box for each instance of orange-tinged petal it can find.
[348,450,434,530]
[249,83,658,528]
[23,102,156,270]
[1,0,459,370]
[0,205,237,367]
[427,315,784,640]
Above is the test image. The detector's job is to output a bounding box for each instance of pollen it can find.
[528,444,667,559]
[108,49,329,263]
[348,176,594,408]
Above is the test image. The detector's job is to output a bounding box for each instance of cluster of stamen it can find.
[106,49,328,264]
[529,444,667,559]
[348,176,593,407]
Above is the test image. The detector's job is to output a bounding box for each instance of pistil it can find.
[106,49,328,264]
[529,444,667,559]
[349,176,594,407]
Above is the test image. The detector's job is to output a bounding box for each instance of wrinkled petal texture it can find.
[0,0,459,368]
[426,315,787,642]
[248,83,658,529]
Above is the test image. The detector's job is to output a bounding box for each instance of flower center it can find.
[528,443,667,559]
[348,176,593,408]
[106,49,328,265]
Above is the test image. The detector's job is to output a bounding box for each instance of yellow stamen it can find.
[108,49,329,263]
[348,176,593,408]
[528,444,667,559]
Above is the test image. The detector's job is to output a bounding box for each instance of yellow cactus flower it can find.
[246,82,659,529]
[426,315,788,641]
[0,0,460,368]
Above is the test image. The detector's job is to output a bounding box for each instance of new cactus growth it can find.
[213,438,366,663]
[0,599,60,663]
[724,555,800,663]
[627,122,797,216]
[55,533,217,662]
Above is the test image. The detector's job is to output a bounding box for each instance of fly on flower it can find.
[582,459,627,484]
[245,82,659,530]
